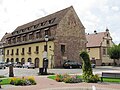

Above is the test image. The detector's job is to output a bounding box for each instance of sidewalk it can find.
[1,76,120,90]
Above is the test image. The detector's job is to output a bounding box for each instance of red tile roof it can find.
[86,32,107,47]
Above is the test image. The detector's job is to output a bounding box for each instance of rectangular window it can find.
[16,49,19,55]
[12,37,16,43]
[21,48,24,55]
[44,45,47,51]
[103,48,106,55]
[36,46,39,52]
[107,40,110,45]
[45,28,51,36]
[17,36,21,42]
[7,50,9,55]
[29,33,34,40]
[11,49,14,55]
[23,35,27,41]
[61,45,65,56]
[28,47,31,54]
[36,31,42,39]
[35,46,39,54]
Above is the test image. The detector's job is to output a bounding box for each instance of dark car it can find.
[63,61,82,69]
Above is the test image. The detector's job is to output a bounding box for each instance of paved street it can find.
[0,66,120,77]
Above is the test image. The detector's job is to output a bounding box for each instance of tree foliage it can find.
[80,51,93,82]
[108,44,120,60]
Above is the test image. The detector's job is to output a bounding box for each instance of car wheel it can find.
[69,66,72,69]
[79,66,82,69]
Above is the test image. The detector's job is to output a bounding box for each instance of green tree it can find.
[108,44,120,66]
[80,51,93,82]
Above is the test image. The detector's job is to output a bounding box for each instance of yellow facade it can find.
[5,41,54,68]
[87,48,100,59]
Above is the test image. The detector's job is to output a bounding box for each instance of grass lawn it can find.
[102,78,120,83]
[48,75,120,83]
[0,78,11,85]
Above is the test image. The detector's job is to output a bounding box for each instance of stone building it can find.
[86,29,114,66]
[4,6,86,68]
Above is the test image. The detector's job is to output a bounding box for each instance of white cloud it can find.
[111,6,119,11]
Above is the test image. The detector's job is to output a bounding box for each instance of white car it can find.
[23,62,35,69]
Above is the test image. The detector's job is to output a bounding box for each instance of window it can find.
[12,37,16,43]
[23,35,27,41]
[7,50,9,55]
[16,49,19,55]
[107,40,109,45]
[34,24,39,29]
[28,47,31,54]
[45,29,51,36]
[103,48,106,55]
[11,49,14,55]
[21,48,24,55]
[49,18,56,24]
[29,33,34,40]
[44,45,47,51]
[61,45,65,56]
[36,31,42,39]
[17,36,21,42]
[35,46,39,54]
[36,46,39,52]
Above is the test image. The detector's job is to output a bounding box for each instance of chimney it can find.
[94,30,97,34]
[106,28,109,32]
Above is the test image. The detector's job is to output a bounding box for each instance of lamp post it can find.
[44,35,49,74]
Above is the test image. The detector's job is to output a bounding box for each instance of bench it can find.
[101,72,120,82]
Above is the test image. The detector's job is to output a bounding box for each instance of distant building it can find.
[86,29,114,66]
[3,6,86,68]
[0,33,11,62]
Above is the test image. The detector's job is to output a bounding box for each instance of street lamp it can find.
[44,35,49,74]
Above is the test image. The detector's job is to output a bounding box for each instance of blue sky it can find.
[0,0,120,44]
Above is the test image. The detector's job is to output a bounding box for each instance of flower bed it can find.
[55,74,82,83]
[10,76,36,86]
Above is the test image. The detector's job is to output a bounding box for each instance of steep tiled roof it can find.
[14,6,73,32]
[86,32,108,47]
[1,33,11,43]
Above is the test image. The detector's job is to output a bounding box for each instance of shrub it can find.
[80,51,93,82]
[82,74,100,83]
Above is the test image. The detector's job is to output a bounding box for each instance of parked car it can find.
[63,61,82,69]
[0,62,6,69]
[91,63,96,68]
[14,62,22,68]
[23,62,35,69]
[5,62,14,67]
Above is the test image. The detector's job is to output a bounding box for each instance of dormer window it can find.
[45,28,51,36]
[34,24,39,29]
[49,18,56,24]
[41,21,47,26]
